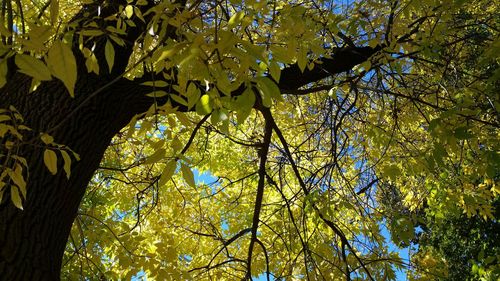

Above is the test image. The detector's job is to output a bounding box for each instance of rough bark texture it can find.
[0,70,152,279]
[0,1,173,278]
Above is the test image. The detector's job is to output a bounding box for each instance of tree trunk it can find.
[0,0,168,276]
[0,71,151,280]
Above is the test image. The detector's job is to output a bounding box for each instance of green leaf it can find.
[105,40,115,73]
[233,87,255,124]
[44,149,58,175]
[60,150,72,179]
[454,127,472,140]
[236,108,252,124]
[236,88,256,110]
[180,163,196,188]
[15,55,52,81]
[241,41,266,63]
[46,41,77,97]
[211,109,228,125]
[433,143,447,166]
[156,43,187,62]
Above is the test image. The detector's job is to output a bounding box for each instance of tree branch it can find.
[278,46,382,90]
[245,109,273,280]
[260,105,375,281]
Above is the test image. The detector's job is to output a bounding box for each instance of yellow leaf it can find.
[0,21,11,37]
[0,115,10,122]
[50,0,59,24]
[72,151,80,161]
[159,160,177,186]
[297,47,307,73]
[125,5,134,19]
[8,164,26,198]
[85,53,99,74]
[156,43,187,62]
[175,112,191,127]
[144,149,165,164]
[46,41,77,97]
[0,182,5,203]
[10,186,23,210]
[40,133,54,144]
[12,155,28,167]
[255,76,283,107]
[0,59,7,88]
[60,150,72,179]
[328,87,337,100]
[228,11,245,29]
[105,40,115,72]
[141,81,168,87]
[269,61,281,82]
[196,94,211,115]
[181,163,196,188]
[80,29,104,37]
[15,55,52,81]
[44,149,58,175]
[146,91,168,97]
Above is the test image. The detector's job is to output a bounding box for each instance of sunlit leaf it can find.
[159,160,177,186]
[180,163,196,188]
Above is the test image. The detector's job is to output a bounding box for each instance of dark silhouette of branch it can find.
[245,109,273,280]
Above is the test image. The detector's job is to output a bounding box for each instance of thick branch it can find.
[122,44,382,119]
[278,46,382,90]
[245,109,273,280]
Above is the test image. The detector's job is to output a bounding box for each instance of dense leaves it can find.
[0,0,498,280]
[415,199,500,280]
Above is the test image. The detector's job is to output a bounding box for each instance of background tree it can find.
[415,199,500,280]
[0,0,498,280]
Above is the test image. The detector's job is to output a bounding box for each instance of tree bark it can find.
[0,1,174,278]
[0,69,154,279]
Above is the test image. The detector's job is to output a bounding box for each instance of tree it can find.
[414,198,500,281]
[0,0,497,280]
